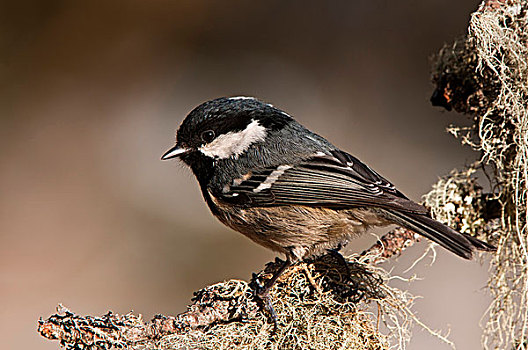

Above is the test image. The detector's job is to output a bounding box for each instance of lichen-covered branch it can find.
[38,254,394,350]
[38,281,262,350]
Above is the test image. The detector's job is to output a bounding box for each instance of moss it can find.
[429,1,528,348]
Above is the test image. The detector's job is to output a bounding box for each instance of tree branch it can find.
[38,233,417,350]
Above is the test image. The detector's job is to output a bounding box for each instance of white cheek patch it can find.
[199,119,267,159]
[253,165,292,193]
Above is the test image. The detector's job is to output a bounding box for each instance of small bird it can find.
[162,96,495,295]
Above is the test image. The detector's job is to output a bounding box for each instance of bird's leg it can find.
[252,254,292,331]
[257,254,292,296]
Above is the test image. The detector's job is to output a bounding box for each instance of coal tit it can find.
[162,97,495,290]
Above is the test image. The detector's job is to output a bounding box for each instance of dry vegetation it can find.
[431,1,528,348]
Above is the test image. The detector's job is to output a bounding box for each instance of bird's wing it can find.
[219,149,427,214]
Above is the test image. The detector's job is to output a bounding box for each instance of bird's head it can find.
[161,97,294,177]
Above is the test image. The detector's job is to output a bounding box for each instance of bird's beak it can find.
[161,145,190,160]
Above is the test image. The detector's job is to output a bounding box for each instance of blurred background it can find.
[0,1,491,349]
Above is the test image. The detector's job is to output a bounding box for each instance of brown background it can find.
[0,1,491,349]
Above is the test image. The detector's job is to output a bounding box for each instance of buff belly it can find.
[211,201,392,260]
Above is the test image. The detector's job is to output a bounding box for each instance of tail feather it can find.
[383,210,495,260]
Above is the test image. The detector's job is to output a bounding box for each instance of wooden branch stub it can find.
[362,227,421,264]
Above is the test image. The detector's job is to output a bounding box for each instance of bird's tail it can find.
[382,210,496,259]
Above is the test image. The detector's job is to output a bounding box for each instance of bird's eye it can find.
[201,130,215,143]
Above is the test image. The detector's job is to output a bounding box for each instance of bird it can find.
[161,96,495,296]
